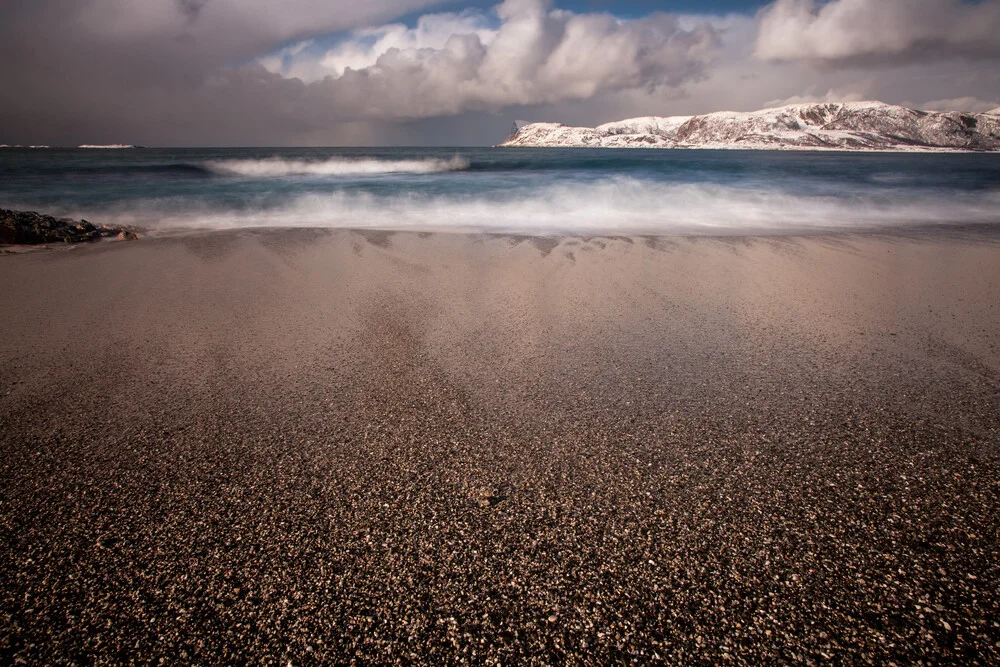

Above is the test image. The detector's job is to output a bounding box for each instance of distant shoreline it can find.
[0,144,142,149]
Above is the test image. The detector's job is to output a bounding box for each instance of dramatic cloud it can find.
[755,0,1000,65]
[261,0,720,119]
[1,0,998,146]
[0,0,718,144]
[67,0,446,63]
[0,0,447,145]
[260,10,499,82]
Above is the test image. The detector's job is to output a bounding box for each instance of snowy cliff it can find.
[500,102,1000,151]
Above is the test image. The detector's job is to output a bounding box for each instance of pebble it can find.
[1,229,998,664]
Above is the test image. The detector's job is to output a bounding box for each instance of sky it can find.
[0,0,998,146]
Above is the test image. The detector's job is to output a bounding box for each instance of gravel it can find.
[1,228,998,664]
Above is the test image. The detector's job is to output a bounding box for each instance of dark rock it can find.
[0,209,139,245]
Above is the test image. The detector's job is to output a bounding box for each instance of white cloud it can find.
[755,0,1000,65]
[764,86,872,108]
[259,0,720,119]
[917,96,1000,113]
[327,14,497,77]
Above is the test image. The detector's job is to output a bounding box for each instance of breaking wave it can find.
[204,155,470,177]
[62,177,1000,236]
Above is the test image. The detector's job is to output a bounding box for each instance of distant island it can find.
[0,144,141,149]
[500,101,1000,152]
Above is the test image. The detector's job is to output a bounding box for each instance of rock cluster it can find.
[0,208,138,244]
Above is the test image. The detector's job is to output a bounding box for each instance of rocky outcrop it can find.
[0,209,139,245]
[501,102,1000,151]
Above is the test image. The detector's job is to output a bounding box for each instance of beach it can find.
[1,227,999,663]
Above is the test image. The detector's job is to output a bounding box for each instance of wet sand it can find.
[1,228,999,664]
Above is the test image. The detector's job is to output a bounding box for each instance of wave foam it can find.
[204,156,470,177]
[50,178,1000,236]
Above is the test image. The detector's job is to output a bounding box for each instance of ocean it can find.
[2,147,999,235]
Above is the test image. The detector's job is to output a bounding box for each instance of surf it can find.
[39,177,1000,236]
[203,155,470,177]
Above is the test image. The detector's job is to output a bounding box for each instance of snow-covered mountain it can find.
[500,102,1000,151]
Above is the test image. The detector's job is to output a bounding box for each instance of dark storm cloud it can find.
[177,0,211,24]
[0,0,448,145]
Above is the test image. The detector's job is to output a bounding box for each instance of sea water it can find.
[1,147,999,235]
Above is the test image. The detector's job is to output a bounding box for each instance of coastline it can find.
[495,143,998,153]
[499,102,1000,152]
[1,227,998,662]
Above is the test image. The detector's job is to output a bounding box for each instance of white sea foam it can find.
[65,178,1000,236]
[204,156,470,177]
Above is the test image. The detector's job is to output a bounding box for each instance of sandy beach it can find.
[1,227,999,663]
